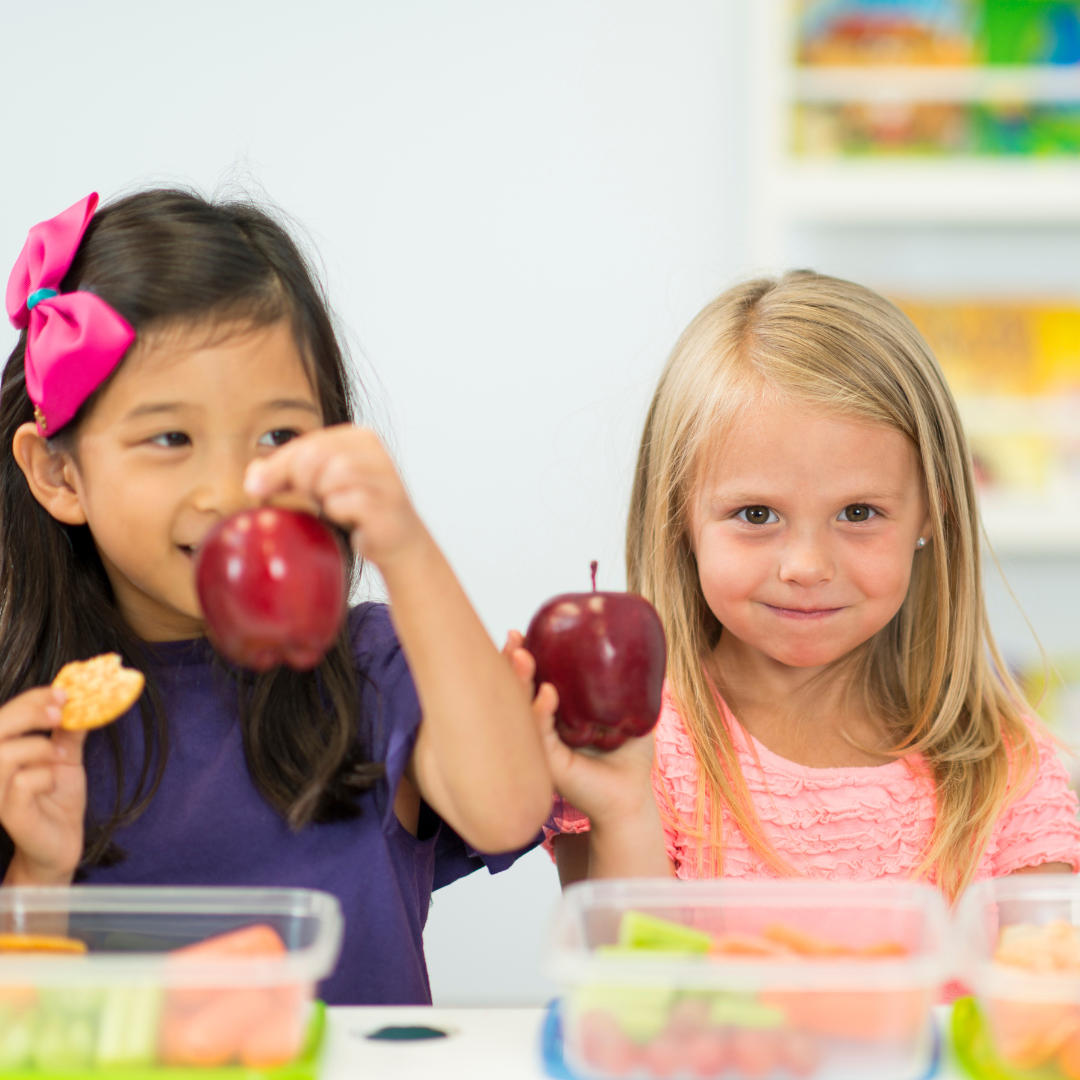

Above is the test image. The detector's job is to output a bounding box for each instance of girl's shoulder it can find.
[983,717,1080,877]
[347,602,401,674]
[345,601,421,755]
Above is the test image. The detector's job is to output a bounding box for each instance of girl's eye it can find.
[258,429,299,448]
[150,432,190,449]
[839,504,877,523]
[736,506,778,526]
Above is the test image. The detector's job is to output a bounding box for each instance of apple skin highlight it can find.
[524,563,667,751]
[195,508,347,672]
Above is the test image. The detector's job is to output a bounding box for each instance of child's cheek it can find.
[695,538,767,625]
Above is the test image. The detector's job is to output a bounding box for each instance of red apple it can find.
[524,562,666,751]
[195,508,346,671]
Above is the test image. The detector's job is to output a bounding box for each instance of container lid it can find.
[957,873,1080,1002]
[0,886,343,987]
[544,877,953,991]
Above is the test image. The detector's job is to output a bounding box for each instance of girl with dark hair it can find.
[0,191,554,1003]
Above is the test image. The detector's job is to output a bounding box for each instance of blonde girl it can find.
[529,271,1079,899]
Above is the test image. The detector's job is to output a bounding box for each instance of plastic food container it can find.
[957,874,1080,1079]
[544,878,951,1080]
[0,885,342,1075]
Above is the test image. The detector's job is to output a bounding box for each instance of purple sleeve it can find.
[348,604,423,835]
[349,604,541,873]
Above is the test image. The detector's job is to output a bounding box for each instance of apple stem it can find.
[590,560,598,592]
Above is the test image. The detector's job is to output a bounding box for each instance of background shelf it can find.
[794,65,1080,104]
[773,159,1080,223]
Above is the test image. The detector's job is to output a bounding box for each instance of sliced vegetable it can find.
[618,912,712,954]
[95,984,163,1067]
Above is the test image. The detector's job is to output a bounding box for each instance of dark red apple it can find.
[524,562,666,751]
[195,508,346,671]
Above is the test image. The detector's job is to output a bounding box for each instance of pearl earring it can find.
[916,537,926,549]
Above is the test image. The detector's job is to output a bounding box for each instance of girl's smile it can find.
[762,604,844,620]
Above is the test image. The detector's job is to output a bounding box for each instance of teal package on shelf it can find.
[984,0,1080,65]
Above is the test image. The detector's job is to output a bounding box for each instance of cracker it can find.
[0,934,87,954]
[52,653,145,732]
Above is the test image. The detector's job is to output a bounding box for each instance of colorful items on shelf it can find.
[799,0,1080,67]
[984,0,1080,65]
[795,102,1080,156]
[894,298,1080,499]
[799,0,978,65]
[796,2,1080,156]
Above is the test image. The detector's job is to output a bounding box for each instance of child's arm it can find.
[246,426,554,854]
[0,687,88,886]
[505,631,674,880]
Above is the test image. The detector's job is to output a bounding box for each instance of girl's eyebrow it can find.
[265,398,320,414]
[122,402,184,421]
[120,398,320,422]
[708,487,908,504]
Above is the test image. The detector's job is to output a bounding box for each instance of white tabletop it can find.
[320,1005,964,1080]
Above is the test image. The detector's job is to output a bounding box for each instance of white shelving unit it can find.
[748,0,1080,557]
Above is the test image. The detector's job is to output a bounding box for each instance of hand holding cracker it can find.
[0,654,143,887]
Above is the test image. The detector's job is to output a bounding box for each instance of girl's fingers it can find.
[246,426,384,501]
[49,727,88,763]
[0,688,65,741]
[10,767,56,800]
[0,737,63,779]
[534,681,558,719]
[507,647,537,695]
[321,488,370,532]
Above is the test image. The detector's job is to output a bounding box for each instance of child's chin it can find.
[765,641,852,669]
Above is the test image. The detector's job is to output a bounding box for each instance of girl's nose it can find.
[777,532,835,588]
[190,461,254,518]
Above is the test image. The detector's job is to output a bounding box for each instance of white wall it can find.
[1,0,751,1005]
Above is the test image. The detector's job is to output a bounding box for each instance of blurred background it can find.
[2,0,1078,1006]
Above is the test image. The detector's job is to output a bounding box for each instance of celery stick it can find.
[618,911,713,953]
[96,985,163,1067]
[0,1012,33,1070]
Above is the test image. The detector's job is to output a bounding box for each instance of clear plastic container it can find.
[957,874,1080,1078]
[543,878,951,1080]
[0,885,342,1074]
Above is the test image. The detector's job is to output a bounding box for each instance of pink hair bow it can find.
[5,193,135,436]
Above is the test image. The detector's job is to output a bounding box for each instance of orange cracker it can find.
[0,934,87,954]
[52,653,145,731]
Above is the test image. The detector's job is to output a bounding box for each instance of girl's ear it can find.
[12,423,88,526]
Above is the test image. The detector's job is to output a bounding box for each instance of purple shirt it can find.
[69,604,533,1004]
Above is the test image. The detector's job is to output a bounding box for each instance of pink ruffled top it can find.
[544,684,1080,882]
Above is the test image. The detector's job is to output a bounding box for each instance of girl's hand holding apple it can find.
[243,425,427,576]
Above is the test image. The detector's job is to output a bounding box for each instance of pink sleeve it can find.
[989,725,1080,876]
[540,794,591,860]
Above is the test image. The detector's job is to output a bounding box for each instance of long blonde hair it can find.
[627,271,1035,899]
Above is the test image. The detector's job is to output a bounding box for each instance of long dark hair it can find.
[0,189,383,868]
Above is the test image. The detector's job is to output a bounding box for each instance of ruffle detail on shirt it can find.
[541,794,591,860]
[980,728,1080,876]
[653,686,938,881]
